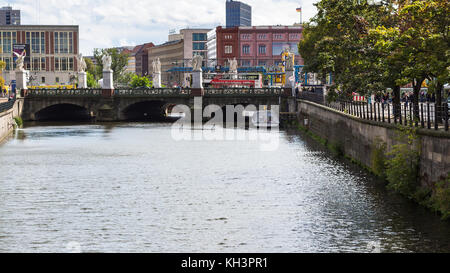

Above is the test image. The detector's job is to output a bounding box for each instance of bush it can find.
[385,127,420,197]
[130,75,151,88]
[14,116,23,128]
[431,176,450,220]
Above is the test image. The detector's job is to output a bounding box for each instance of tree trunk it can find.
[392,85,401,118]
[435,82,443,124]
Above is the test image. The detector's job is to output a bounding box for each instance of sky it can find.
[2,0,319,56]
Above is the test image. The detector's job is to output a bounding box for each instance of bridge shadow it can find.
[123,101,179,122]
[35,104,93,122]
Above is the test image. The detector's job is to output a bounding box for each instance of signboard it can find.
[12,44,30,65]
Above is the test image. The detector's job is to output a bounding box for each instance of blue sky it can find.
[2,0,319,55]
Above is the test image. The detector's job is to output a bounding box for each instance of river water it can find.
[0,122,449,253]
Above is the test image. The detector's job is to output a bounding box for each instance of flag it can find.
[296,7,302,12]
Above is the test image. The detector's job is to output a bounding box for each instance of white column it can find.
[192,71,203,89]
[102,70,114,89]
[78,72,87,88]
[15,70,28,91]
[153,72,161,88]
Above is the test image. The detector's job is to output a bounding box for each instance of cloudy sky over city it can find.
[2,0,319,55]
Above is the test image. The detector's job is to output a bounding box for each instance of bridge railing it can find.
[23,87,287,98]
[204,88,286,96]
[26,89,103,97]
[0,94,16,113]
[114,88,191,97]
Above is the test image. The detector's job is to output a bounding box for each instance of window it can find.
[258,45,266,55]
[41,57,46,71]
[2,31,12,53]
[193,51,206,58]
[27,32,45,54]
[258,60,267,66]
[224,45,232,54]
[41,77,45,83]
[289,34,300,40]
[224,35,233,40]
[242,45,250,55]
[273,34,283,40]
[241,60,251,67]
[54,57,74,71]
[193,42,206,50]
[55,77,59,83]
[241,34,251,40]
[32,57,40,71]
[257,34,267,40]
[193,33,207,41]
[55,57,60,71]
[54,32,74,54]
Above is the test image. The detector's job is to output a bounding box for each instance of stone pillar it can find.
[284,69,295,88]
[102,69,114,97]
[191,70,204,96]
[16,70,28,96]
[78,72,87,88]
[153,72,161,88]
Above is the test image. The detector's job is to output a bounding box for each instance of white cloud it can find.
[1,0,318,55]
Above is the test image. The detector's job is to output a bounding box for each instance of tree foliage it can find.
[130,74,151,88]
[299,0,450,111]
[93,48,129,82]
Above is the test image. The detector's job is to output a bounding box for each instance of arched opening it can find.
[220,103,253,127]
[35,104,92,121]
[123,101,168,121]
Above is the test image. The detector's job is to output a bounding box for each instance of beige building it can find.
[0,25,79,86]
[148,40,184,86]
[148,28,210,87]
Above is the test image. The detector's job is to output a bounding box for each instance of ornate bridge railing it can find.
[114,88,191,97]
[26,89,103,97]
[204,88,286,97]
[23,88,287,98]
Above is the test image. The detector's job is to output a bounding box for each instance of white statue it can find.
[102,53,112,71]
[228,58,238,73]
[77,53,87,73]
[284,50,295,71]
[13,50,27,72]
[192,55,203,72]
[152,58,161,74]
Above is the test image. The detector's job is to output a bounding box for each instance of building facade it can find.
[207,29,217,67]
[226,0,251,28]
[216,26,303,69]
[147,28,211,86]
[0,7,20,25]
[135,42,154,76]
[0,25,79,86]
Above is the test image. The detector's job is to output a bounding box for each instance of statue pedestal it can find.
[284,69,295,88]
[153,72,161,88]
[192,70,203,89]
[102,70,114,89]
[16,70,28,92]
[78,72,87,88]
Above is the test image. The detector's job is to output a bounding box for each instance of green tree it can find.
[116,72,135,87]
[130,74,151,88]
[86,71,99,88]
[93,48,129,82]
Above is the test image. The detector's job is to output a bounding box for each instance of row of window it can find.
[228,33,301,40]
[242,45,267,55]
[0,31,75,54]
[0,56,75,71]
[192,33,207,41]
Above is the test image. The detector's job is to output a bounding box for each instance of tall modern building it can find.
[226,0,251,28]
[0,7,20,25]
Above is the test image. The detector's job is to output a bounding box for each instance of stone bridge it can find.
[21,88,296,121]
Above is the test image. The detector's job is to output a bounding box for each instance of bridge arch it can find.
[34,103,92,121]
[122,100,169,121]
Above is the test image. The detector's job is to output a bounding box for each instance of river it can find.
[0,122,449,253]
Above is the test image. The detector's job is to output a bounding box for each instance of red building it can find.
[216,25,303,69]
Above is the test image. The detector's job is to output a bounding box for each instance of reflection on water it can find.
[0,122,449,253]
